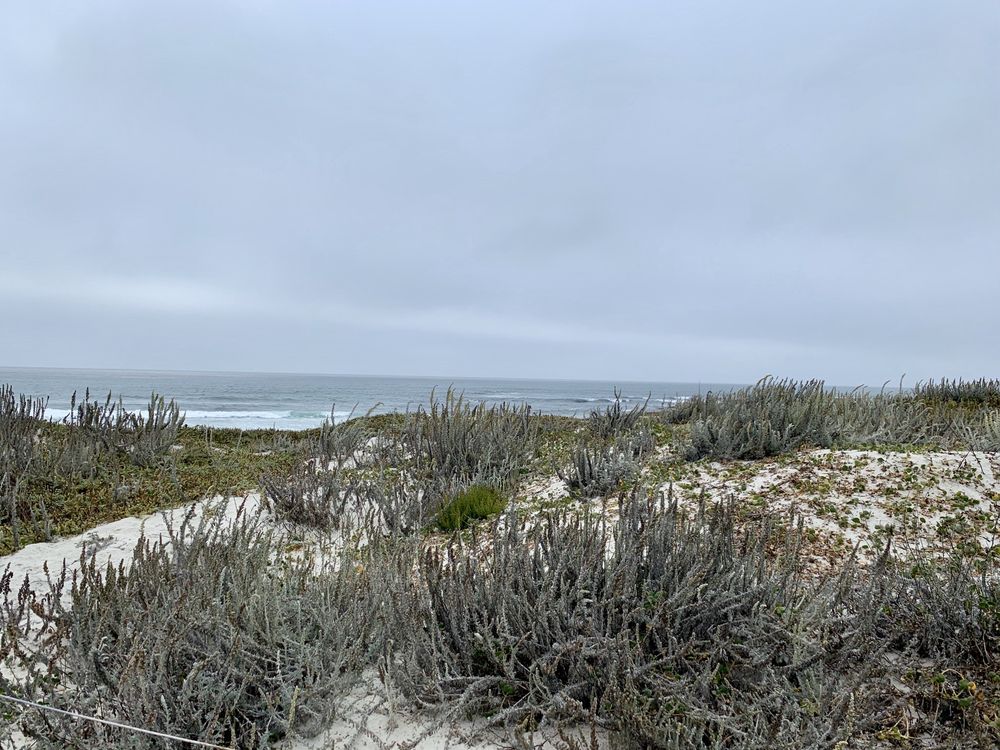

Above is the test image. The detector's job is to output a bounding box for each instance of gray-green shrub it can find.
[675,378,996,459]
[558,441,640,496]
[260,461,349,530]
[589,391,648,441]
[0,386,49,547]
[385,495,898,747]
[7,505,376,748]
[403,389,537,491]
[313,405,373,470]
[56,390,184,475]
[5,496,999,748]
[685,378,839,459]
[914,378,1000,407]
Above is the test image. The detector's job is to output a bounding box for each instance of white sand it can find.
[656,448,1000,567]
[1,494,261,597]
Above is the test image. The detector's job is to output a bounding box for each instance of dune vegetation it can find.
[1,380,999,748]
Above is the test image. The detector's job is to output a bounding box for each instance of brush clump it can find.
[0,387,50,550]
[914,378,1000,407]
[0,384,304,554]
[681,378,841,459]
[670,376,1000,460]
[588,389,648,441]
[5,472,999,748]
[435,484,506,531]
[558,441,640,496]
[0,386,186,550]
[403,388,537,492]
[313,405,374,470]
[5,506,378,747]
[260,460,348,531]
[58,389,185,474]
[559,392,653,495]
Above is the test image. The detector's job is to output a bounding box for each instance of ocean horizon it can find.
[0,366,745,431]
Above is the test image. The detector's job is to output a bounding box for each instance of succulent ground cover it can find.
[1,381,999,748]
[644,448,1000,570]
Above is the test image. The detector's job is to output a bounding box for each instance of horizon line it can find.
[0,363,750,388]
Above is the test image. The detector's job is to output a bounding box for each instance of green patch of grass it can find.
[646,416,676,446]
[1,427,302,554]
[532,416,586,469]
[435,485,507,531]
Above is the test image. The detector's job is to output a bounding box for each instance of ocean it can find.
[0,367,743,431]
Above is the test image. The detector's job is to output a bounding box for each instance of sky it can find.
[2,1,999,385]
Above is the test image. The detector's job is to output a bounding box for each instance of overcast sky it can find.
[2,1,998,384]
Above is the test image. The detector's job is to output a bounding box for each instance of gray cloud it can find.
[2,0,999,384]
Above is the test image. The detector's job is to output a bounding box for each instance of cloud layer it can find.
[3,1,999,383]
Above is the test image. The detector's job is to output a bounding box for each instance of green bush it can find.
[435,484,506,531]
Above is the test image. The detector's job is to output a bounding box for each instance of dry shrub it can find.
[4,496,999,748]
[383,494,896,747]
[914,378,1000,407]
[588,391,648,441]
[354,471,438,535]
[7,505,376,748]
[673,378,1000,460]
[557,441,640,496]
[403,389,537,491]
[260,461,350,530]
[57,390,185,474]
[881,557,1000,665]
[313,405,374,470]
[0,387,50,548]
[0,385,46,480]
[560,392,653,497]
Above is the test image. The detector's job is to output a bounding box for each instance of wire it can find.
[0,693,234,749]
